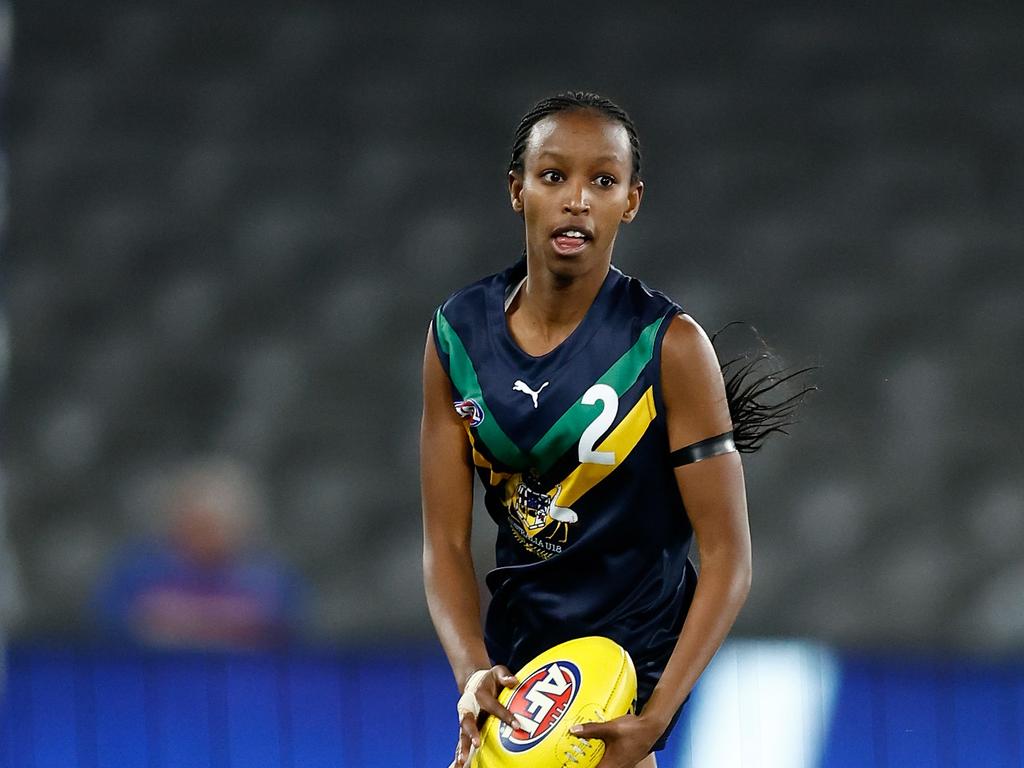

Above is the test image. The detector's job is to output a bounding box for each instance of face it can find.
[172,487,246,567]
[509,109,643,280]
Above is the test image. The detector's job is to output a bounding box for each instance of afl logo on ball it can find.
[499,661,580,752]
[454,399,484,427]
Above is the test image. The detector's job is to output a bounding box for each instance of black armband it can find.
[669,431,736,467]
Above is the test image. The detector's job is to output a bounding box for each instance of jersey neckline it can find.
[489,259,621,370]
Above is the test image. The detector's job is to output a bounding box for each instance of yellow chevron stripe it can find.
[551,386,656,509]
[465,424,513,486]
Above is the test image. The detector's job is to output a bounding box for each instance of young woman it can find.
[422,92,805,768]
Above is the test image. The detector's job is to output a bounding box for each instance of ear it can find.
[508,170,524,214]
[621,180,644,223]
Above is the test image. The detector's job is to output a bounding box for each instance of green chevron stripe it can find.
[528,315,667,471]
[434,309,526,468]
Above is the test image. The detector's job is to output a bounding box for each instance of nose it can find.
[563,182,590,215]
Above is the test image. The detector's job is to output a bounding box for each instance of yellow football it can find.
[472,636,637,768]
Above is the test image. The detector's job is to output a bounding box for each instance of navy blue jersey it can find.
[433,259,697,710]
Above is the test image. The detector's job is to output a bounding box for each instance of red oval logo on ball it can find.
[499,660,581,752]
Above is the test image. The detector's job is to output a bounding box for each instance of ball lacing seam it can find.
[564,738,589,764]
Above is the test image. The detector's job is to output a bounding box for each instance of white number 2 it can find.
[578,384,618,465]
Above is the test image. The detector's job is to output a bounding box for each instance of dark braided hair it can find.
[509,92,643,184]
[509,92,815,452]
[712,324,818,453]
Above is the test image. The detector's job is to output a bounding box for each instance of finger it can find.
[476,687,517,728]
[455,728,470,766]
[460,712,481,748]
[591,743,623,768]
[492,664,519,688]
[570,720,613,740]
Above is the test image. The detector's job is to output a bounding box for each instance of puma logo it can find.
[512,380,549,409]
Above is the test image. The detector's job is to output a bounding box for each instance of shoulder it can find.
[99,540,182,594]
[436,274,490,320]
[660,314,731,437]
[662,314,716,368]
[435,261,522,324]
[609,266,682,322]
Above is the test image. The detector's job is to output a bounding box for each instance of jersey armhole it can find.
[431,307,452,378]
[651,309,682,448]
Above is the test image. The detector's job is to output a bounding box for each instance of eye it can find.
[595,175,616,188]
[540,170,564,183]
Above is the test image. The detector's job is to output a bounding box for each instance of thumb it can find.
[493,665,519,687]
[570,720,611,740]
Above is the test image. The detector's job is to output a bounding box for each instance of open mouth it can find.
[551,226,592,255]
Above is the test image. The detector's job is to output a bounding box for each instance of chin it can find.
[546,255,589,283]
[538,245,604,280]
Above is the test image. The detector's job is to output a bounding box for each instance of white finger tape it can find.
[456,669,490,721]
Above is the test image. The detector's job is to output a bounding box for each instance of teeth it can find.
[561,230,585,238]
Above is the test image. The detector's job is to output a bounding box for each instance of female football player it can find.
[422,92,807,768]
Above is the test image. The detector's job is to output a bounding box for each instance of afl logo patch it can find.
[499,661,580,752]
[454,399,484,427]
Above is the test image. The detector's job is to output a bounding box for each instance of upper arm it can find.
[660,314,733,449]
[420,321,475,553]
[661,315,750,569]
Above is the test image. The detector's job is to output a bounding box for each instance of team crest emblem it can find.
[499,661,581,752]
[454,399,484,427]
[511,479,578,543]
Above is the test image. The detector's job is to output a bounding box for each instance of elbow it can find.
[737,557,752,603]
[422,536,472,584]
[733,541,752,602]
[422,540,440,590]
[701,544,752,605]
[422,541,446,586]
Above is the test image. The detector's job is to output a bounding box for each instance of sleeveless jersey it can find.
[432,259,697,687]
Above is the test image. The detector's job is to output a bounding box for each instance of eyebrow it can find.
[534,151,625,166]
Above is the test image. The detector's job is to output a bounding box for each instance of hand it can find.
[451,665,520,767]
[570,713,664,768]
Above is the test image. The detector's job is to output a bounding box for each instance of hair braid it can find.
[711,323,818,453]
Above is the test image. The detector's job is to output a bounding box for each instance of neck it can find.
[504,252,611,357]
[518,253,610,328]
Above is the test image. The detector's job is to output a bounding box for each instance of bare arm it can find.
[421,324,518,765]
[573,314,751,766]
[639,314,752,728]
[421,323,490,684]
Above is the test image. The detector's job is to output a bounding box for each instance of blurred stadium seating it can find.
[3,0,1023,655]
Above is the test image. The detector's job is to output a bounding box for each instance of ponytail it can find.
[712,323,817,453]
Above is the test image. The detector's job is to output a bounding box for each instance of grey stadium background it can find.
[2,0,1023,653]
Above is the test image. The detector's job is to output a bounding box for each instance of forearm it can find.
[424,541,493,690]
[640,553,751,729]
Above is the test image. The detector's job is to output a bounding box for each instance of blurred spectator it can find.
[93,457,307,650]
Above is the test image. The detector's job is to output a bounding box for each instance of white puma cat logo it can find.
[512,380,549,409]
